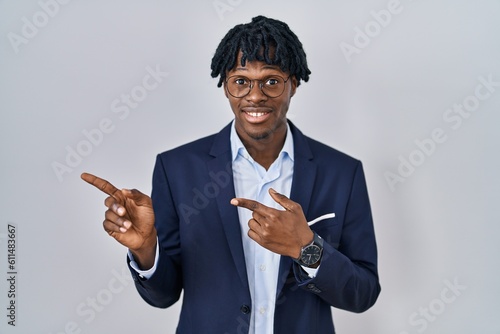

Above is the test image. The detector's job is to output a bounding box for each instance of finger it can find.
[230,198,271,214]
[103,219,128,234]
[104,196,126,216]
[251,210,267,223]
[248,218,267,241]
[81,172,121,199]
[248,218,261,232]
[105,209,131,230]
[248,228,262,244]
[268,188,297,212]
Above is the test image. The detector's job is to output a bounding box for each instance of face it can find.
[224,56,297,143]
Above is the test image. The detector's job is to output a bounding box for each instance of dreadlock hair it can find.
[210,16,311,88]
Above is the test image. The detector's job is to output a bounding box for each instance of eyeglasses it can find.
[225,74,291,98]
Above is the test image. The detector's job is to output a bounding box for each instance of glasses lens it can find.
[227,76,250,98]
[226,76,286,98]
[261,77,286,98]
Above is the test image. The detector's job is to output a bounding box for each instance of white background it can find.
[1,0,499,333]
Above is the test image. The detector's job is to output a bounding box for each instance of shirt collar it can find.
[230,120,294,163]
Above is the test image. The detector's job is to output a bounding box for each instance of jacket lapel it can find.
[206,123,249,291]
[288,122,316,216]
[276,121,317,297]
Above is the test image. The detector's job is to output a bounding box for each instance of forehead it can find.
[229,51,286,75]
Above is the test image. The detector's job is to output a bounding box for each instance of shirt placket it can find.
[252,157,283,332]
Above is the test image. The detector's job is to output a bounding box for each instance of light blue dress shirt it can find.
[230,121,294,333]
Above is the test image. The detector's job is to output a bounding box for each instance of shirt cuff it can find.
[301,264,320,278]
[127,237,159,280]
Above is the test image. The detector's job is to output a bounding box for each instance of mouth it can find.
[245,111,269,117]
[241,108,272,123]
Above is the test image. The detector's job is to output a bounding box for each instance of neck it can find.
[238,125,287,170]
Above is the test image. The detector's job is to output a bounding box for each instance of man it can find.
[82,16,380,333]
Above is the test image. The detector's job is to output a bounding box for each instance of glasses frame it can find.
[225,74,292,99]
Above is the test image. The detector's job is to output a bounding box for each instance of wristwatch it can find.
[294,232,323,267]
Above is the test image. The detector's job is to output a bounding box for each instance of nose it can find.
[245,81,268,103]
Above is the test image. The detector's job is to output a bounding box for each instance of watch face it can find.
[300,245,321,265]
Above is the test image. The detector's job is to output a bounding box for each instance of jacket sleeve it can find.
[293,161,381,312]
[127,154,183,308]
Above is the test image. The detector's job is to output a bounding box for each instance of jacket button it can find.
[307,283,321,293]
[240,305,250,314]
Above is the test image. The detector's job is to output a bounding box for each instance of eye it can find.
[265,78,280,86]
[234,77,248,85]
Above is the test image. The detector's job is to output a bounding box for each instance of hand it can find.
[230,188,314,258]
[81,172,157,268]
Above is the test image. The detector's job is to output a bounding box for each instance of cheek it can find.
[277,98,291,115]
[227,97,240,113]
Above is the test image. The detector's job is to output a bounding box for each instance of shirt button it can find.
[240,305,250,314]
[259,307,266,315]
[259,264,266,271]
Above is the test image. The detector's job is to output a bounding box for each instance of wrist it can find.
[130,233,157,269]
[293,232,323,268]
[293,230,314,259]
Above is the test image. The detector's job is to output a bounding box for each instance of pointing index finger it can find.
[81,172,121,199]
[231,198,268,213]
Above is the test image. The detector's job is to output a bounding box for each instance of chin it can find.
[250,131,271,141]
[247,127,278,142]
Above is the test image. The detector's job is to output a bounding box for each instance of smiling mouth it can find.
[245,111,269,117]
[241,110,271,124]
[240,107,273,124]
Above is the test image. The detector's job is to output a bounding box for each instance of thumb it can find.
[268,188,295,212]
[122,188,151,206]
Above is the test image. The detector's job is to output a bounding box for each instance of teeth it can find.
[247,112,267,117]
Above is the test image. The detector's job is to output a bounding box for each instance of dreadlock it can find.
[210,16,311,88]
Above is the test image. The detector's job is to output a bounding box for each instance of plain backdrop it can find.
[1,0,499,333]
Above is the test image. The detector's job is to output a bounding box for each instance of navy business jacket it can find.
[128,121,380,333]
